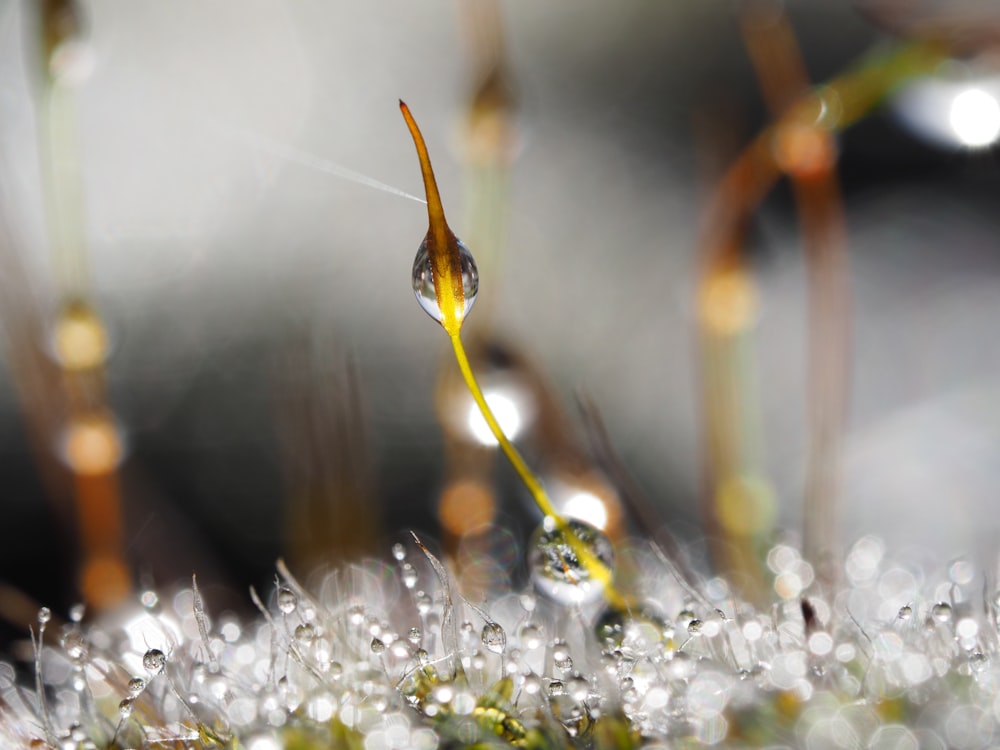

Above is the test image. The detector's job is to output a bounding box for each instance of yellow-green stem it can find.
[448,331,626,610]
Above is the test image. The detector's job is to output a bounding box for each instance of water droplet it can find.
[898,605,912,620]
[276,588,297,615]
[68,603,85,623]
[415,591,432,615]
[412,236,479,324]
[408,627,422,645]
[118,697,134,718]
[127,677,145,695]
[347,604,365,625]
[529,519,615,605]
[594,607,668,658]
[519,623,543,650]
[371,637,386,655]
[552,642,573,672]
[568,676,590,702]
[392,543,407,562]
[61,630,88,661]
[547,680,566,697]
[142,648,166,674]
[294,623,316,645]
[687,619,704,636]
[402,563,419,588]
[555,654,574,673]
[523,674,542,695]
[140,590,159,609]
[931,602,952,623]
[970,651,988,672]
[37,607,51,625]
[482,622,506,654]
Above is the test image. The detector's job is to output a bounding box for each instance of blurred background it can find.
[1,0,999,644]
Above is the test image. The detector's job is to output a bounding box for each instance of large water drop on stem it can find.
[412,237,479,324]
[529,519,614,605]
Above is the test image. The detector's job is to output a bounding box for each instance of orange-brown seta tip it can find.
[400,100,467,335]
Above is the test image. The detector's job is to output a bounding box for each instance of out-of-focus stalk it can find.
[36,0,131,610]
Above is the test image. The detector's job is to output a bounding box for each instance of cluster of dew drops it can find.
[8,528,1000,748]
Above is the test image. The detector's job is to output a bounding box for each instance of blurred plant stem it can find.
[697,26,946,597]
[34,0,131,610]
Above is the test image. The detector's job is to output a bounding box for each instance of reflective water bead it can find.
[412,236,479,325]
[931,602,952,623]
[400,563,418,589]
[569,676,590,702]
[529,519,615,605]
[127,677,145,695]
[371,637,386,655]
[482,622,506,654]
[142,648,166,674]
[276,588,297,615]
[594,607,668,659]
[898,605,912,620]
[415,591,432,615]
[68,603,85,623]
[408,627,422,645]
[555,654,574,674]
[118,698,134,718]
[392,543,407,562]
[294,623,316,645]
[519,623,543,651]
[61,630,88,661]
[37,607,51,625]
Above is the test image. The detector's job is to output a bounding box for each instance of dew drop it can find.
[408,627,422,645]
[412,237,479,324]
[523,674,542,695]
[127,677,145,695]
[61,630,88,661]
[529,519,615,605]
[519,623,543,651]
[547,679,566,697]
[594,607,667,658]
[687,619,704,636]
[276,588,297,615]
[294,623,316,645]
[142,648,166,674]
[347,604,365,625]
[481,622,506,654]
[118,697,134,718]
[400,563,417,589]
[415,591,432,615]
[568,676,590,702]
[68,603,85,623]
[554,654,574,673]
[371,637,386,655]
[37,607,52,625]
[898,605,912,620]
[392,543,407,562]
[931,602,952,623]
